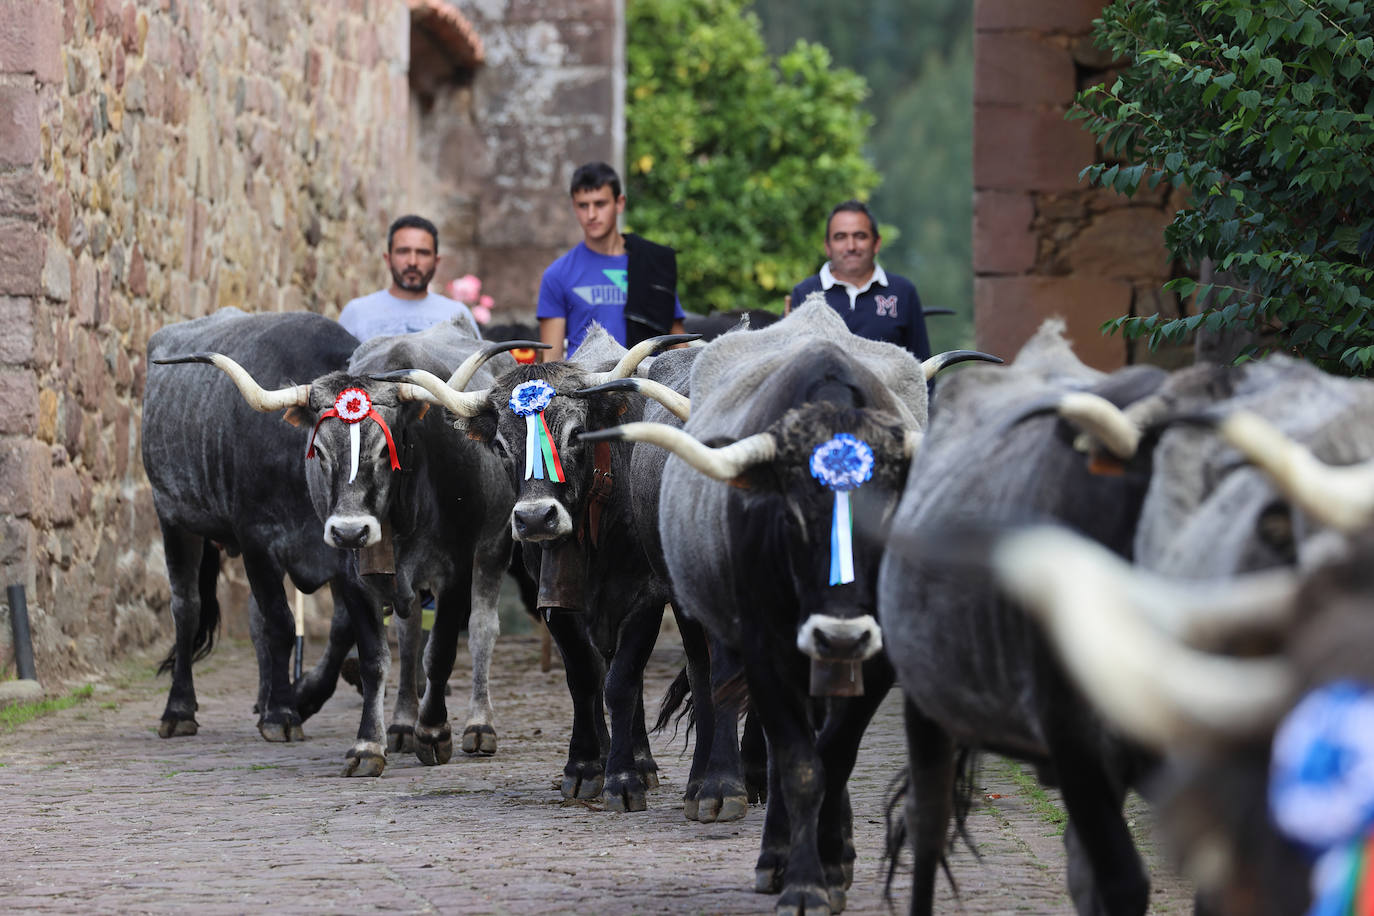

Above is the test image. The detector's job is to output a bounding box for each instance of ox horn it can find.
[581,422,776,481]
[922,349,1003,380]
[589,334,702,385]
[446,339,549,390]
[1216,410,1374,533]
[571,378,691,421]
[992,525,1294,751]
[1057,392,1141,459]
[153,352,312,412]
[368,369,489,418]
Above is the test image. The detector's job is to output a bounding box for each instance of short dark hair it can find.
[570,161,622,199]
[825,200,879,240]
[387,214,439,253]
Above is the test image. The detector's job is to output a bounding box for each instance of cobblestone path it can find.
[1,630,1194,914]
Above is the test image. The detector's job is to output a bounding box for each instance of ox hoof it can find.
[684,795,699,821]
[259,720,305,742]
[414,723,453,766]
[158,716,199,738]
[603,772,648,813]
[827,886,847,913]
[460,724,497,756]
[386,724,416,754]
[699,793,748,823]
[776,884,832,915]
[561,765,604,800]
[755,866,784,895]
[343,742,387,777]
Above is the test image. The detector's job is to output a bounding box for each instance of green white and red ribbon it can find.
[307,387,401,482]
[1269,680,1374,916]
[509,380,565,483]
[809,433,874,586]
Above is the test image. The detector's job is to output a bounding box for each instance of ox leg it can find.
[743,704,768,804]
[458,539,505,756]
[749,664,832,915]
[603,601,664,813]
[292,582,354,721]
[414,568,474,766]
[685,627,749,823]
[1051,736,1148,915]
[387,600,423,754]
[242,552,304,742]
[546,611,609,799]
[815,661,894,908]
[903,699,955,916]
[156,526,211,738]
[340,575,389,777]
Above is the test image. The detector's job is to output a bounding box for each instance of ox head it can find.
[385,334,696,544]
[586,400,917,665]
[992,521,1374,915]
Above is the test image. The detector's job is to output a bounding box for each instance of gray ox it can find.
[878,331,1374,914]
[160,317,528,775]
[388,329,704,812]
[588,299,996,914]
[143,308,374,756]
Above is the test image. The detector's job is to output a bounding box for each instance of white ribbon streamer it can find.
[348,423,361,483]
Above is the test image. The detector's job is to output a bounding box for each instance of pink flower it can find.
[447,274,482,304]
[472,303,492,324]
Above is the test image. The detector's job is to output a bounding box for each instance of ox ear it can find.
[462,408,499,445]
[282,406,311,428]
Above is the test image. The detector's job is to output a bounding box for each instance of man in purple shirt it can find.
[537,162,686,361]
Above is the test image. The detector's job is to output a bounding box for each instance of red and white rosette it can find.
[307,387,402,482]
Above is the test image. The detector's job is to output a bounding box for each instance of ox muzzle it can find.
[511,497,574,543]
[796,614,883,663]
[324,513,382,549]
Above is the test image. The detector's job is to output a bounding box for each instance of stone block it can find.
[1060,206,1175,281]
[0,0,63,83]
[41,242,69,301]
[0,367,37,434]
[37,386,55,442]
[0,437,51,519]
[0,84,39,167]
[0,295,34,364]
[0,170,40,219]
[974,274,1131,370]
[49,464,82,525]
[974,191,1036,275]
[975,107,1096,192]
[975,0,1105,33]
[975,33,1076,107]
[72,255,97,325]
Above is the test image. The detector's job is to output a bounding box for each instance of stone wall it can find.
[452,0,624,320]
[972,0,1188,370]
[0,0,413,683]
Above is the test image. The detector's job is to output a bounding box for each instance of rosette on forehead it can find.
[306,382,402,483]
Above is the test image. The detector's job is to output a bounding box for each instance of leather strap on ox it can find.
[307,388,401,482]
[581,441,613,549]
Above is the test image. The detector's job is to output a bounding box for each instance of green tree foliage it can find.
[625,0,879,313]
[1074,0,1374,372]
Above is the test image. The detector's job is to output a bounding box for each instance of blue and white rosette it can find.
[508,380,565,483]
[1269,681,1374,916]
[810,433,875,586]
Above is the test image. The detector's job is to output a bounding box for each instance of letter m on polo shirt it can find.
[874,294,898,318]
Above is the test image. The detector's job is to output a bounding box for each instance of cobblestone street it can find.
[1,629,1194,914]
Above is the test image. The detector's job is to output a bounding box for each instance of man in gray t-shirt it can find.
[338,214,479,342]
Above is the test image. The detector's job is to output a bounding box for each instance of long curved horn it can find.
[153,352,312,412]
[993,526,1294,750]
[369,369,489,418]
[1057,392,1141,459]
[572,378,691,421]
[591,334,702,384]
[447,340,549,390]
[581,422,775,480]
[1217,410,1374,533]
[921,349,1003,380]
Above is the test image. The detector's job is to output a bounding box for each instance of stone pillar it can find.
[972,0,1184,371]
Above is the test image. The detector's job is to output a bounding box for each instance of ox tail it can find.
[157,541,222,675]
[882,747,981,903]
[652,666,694,740]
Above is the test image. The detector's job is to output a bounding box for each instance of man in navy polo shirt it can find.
[789,199,931,360]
